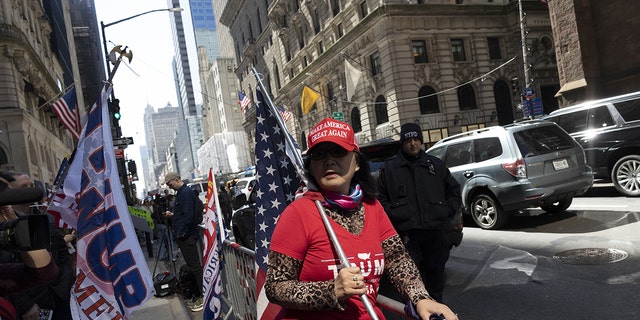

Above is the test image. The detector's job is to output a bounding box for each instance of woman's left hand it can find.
[415,298,458,320]
[334,266,367,301]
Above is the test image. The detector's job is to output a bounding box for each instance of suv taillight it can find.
[502,158,526,178]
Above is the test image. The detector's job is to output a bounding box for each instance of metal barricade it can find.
[220,240,410,320]
[221,240,256,320]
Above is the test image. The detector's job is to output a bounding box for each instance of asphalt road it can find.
[442,183,639,319]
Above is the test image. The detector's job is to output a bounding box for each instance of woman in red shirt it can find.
[266,118,458,320]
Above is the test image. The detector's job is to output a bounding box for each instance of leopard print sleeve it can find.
[265,250,345,311]
[382,235,434,305]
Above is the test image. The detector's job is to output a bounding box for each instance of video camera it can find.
[0,180,50,251]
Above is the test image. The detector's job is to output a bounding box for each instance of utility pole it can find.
[518,0,532,118]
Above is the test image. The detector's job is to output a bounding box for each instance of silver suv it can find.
[426,120,593,229]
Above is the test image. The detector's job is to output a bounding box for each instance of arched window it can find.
[374,95,388,125]
[419,86,439,114]
[351,107,362,132]
[0,146,8,167]
[493,80,514,125]
[457,84,477,110]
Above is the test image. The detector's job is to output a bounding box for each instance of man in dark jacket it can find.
[377,123,461,302]
[163,172,203,312]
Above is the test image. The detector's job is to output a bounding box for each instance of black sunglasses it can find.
[309,147,350,160]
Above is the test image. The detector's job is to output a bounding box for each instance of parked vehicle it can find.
[231,192,255,249]
[235,177,256,199]
[187,180,208,203]
[541,91,640,196]
[426,120,593,229]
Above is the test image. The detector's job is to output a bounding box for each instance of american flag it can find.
[202,168,225,319]
[238,91,251,114]
[45,158,72,229]
[50,87,80,140]
[276,105,292,121]
[60,86,154,319]
[254,89,302,320]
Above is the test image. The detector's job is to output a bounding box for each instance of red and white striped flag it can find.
[238,91,252,114]
[50,87,81,140]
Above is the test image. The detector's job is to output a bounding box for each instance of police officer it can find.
[377,123,461,302]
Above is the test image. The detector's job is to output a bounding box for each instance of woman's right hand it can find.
[334,266,367,301]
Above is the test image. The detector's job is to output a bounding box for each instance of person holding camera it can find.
[2,171,74,320]
[0,172,58,301]
[162,172,203,312]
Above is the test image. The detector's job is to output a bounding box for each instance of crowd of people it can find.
[0,120,463,320]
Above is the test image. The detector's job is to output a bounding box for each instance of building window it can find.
[318,40,324,54]
[351,107,362,132]
[451,38,466,61]
[412,40,428,63]
[331,0,341,16]
[375,95,389,125]
[370,52,381,76]
[360,1,369,18]
[336,23,344,38]
[419,86,439,114]
[487,37,502,60]
[312,9,321,34]
[457,84,477,110]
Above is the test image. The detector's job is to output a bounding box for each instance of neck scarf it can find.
[322,184,363,210]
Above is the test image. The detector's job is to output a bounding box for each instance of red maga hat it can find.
[307,118,359,152]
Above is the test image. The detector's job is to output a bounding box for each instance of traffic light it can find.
[127,160,138,181]
[111,99,121,120]
[511,77,520,95]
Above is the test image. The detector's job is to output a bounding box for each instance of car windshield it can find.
[237,180,249,188]
[513,126,575,156]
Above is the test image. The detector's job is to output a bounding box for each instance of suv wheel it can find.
[470,193,507,230]
[612,155,640,197]
[540,198,573,213]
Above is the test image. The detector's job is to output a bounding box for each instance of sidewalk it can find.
[129,237,204,320]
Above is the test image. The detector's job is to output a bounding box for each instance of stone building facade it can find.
[547,0,640,106]
[0,0,82,188]
[221,0,556,150]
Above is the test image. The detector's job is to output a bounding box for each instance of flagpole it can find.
[36,83,76,111]
[252,67,380,320]
[43,47,129,215]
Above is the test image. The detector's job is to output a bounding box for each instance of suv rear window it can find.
[614,99,640,122]
[474,138,502,162]
[513,126,576,157]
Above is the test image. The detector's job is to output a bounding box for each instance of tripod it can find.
[152,224,180,282]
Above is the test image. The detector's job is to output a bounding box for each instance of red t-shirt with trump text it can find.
[270,192,397,320]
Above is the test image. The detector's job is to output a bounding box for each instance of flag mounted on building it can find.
[238,91,252,114]
[345,59,362,101]
[50,87,81,140]
[60,86,155,319]
[301,85,320,115]
[255,89,303,320]
[277,105,292,121]
[202,168,225,319]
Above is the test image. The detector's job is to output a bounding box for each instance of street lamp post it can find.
[99,7,182,205]
[100,7,183,77]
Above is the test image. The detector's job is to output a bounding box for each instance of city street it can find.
[443,183,640,319]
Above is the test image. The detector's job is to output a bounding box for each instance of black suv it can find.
[542,91,640,196]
